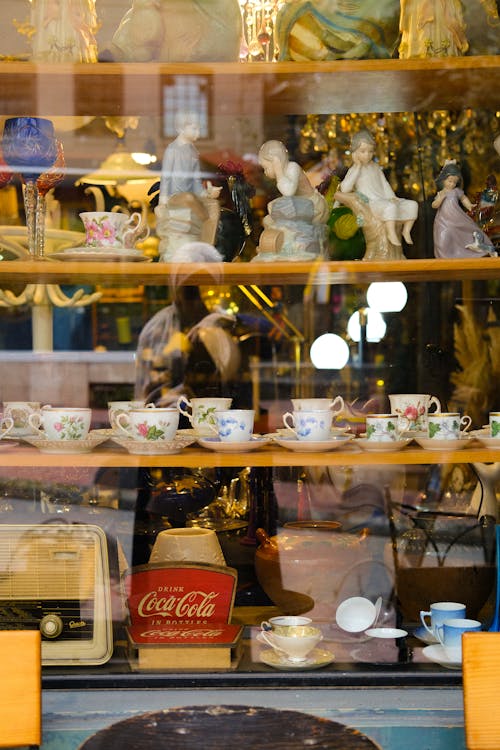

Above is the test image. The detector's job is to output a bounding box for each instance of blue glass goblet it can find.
[2,117,58,258]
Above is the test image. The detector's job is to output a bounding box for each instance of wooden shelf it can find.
[0,443,497,468]
[1,256,500,287]
[0,57,498,118]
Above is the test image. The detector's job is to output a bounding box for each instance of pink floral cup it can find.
[116,407,179,442]
[80,211,148,249]
[28,406,92,441]
[388,394,441,433]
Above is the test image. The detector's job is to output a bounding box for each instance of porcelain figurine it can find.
[255,139,329,261]
[398,0,469,58]
[110,0,242,62]
[152,112,221,261]
[432,160,496,259]
[275,0,399,61]
[338,129,418,247]
[28,0,98,63]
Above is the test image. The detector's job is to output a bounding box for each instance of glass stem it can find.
[35,189,46,258]
[23,180,37,257]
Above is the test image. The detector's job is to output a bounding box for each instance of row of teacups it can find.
[0,401,92,440]
[420,601,482,660]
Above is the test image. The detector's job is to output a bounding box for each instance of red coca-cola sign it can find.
[124,563,237,627]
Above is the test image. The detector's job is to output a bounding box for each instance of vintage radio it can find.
[0,523,114,666]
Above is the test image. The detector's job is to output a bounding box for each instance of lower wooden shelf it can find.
[0,443,497,468]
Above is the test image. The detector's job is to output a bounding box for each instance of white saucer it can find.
[22,434,109,454]
[474,436,500,449]
[48,247,150,262]
[365,627,408,639]
[259,647,334,671]
[271,435,354,452]
[196,436,270,453]
[111,436,195,455]
[354,438,412,452]
[415,437,472,451]
[422,644,461,669]
[413,626,438,645]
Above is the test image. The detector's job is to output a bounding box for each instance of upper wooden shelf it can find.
[0,257,499,287]
[0,57,498,117]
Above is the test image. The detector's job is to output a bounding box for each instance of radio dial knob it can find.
[40,614,63,639]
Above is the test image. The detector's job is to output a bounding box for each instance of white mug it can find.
[28,406,92,441]
[283,409,333,441]
[365,413,409,442]
[108,400,147,432]
[388,393,441,433]
[116,406,179,441]
[489,412,500,439]
[208,409,255,443]
[427,413,471,440]
[291,396,344,417]
[177,396,232,436]
[2,401,41,437]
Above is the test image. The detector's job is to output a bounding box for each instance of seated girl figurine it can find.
[432,160,496,259]
[339,129,418,247]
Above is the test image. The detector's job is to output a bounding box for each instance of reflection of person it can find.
[339,129,418,246]
[134,244,240,406]
[432,160,495,258]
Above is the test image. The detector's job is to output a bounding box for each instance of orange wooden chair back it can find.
[462,632,500,750]
[0,630,41,747]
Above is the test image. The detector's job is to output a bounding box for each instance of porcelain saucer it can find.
[48,247,150,262]
[473,435,500,449]
[111,436,195,455]
[196,436,270,453]
[413,626,438,645]
[354,438,412,452]
[275,426,351,437]
[22,434,109,454]
[259,647,334,671]
[415,436,473,451]
[422,644,461,669]
[271,435,354,452]
[364,627,408,639]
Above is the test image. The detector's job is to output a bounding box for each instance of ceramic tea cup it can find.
[208,409,255,443]
[2,401,41,437]
[261,616,312,634]
[149,527,225,566]
[177,396,232,436]
[108,400,147,432]
[282,409,333,442]
[388,393,441,433]
[116,406,179,442]
[365,413,409,442]
[335,596,380,633]
[291,395,344,418]
[427,412,471,440]
[436,617,481,659]
[420,601,466,639]
[28,406,92,441]
[259,625,323,662]
[489,412,500,438]
[80,211,148,249]
[0,412,14,439]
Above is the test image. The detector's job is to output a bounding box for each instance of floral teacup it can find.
[28,406,92,441]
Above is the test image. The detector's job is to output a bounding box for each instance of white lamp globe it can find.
[310,333,350,369]
[347,308,387,343]
[366,282,408,313]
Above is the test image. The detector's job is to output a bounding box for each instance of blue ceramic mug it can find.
[436,617,482,658]
[420,601,466,638]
